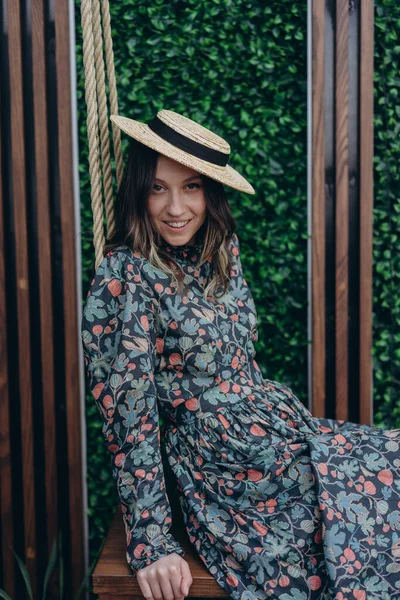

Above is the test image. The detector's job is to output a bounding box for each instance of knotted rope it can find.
[80,0,123,269]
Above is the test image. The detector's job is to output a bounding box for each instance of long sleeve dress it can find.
[81,233,400,600]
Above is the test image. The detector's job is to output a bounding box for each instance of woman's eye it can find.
[152,182,200,192]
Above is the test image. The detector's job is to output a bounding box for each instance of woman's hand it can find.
[136,553,193,600]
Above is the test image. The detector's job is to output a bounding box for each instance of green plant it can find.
[0,531,105,600]
[372,0,400,429]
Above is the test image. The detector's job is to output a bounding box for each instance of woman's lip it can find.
[163,219,192,231]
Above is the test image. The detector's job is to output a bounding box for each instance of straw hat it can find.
[110,109,255,195]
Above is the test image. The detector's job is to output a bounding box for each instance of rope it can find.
[101,0,123,193]
[80,0,122,269]
[91,0,114,240]
[80,0,105,270]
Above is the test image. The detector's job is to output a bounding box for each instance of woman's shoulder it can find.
[104,243,137,261]
[96,244,146,278]
[86,245,158,311]
[228,231,241,255]
[94,245,162,300]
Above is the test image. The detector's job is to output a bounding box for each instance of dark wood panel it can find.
[335,0,349,421]
[311,0,326,417]
[0,52,16,600]
[359,0,374,425]
[7,0,37,595]
[32,0,59,581]
[0,0,86,597]
[311,0,374,423]
[54,1,86,596]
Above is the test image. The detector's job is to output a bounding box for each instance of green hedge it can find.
[75,0,400,576]
[373,1,400,430]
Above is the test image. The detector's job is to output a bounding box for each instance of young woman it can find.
[81,109,400,600]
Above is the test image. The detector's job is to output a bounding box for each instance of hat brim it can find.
[110,115,255,195]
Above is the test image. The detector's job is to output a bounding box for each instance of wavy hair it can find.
[104,137,237,299]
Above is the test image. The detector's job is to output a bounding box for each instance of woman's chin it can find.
[163,234,194,246]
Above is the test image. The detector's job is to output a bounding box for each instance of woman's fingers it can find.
[157,565,177,600]
[179,559,193,596]
[146,566,164,600]
[136,554,192,600]
[137,569,156,600]
[168,563,185,599]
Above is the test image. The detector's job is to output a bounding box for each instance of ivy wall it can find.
[372,1,400,429]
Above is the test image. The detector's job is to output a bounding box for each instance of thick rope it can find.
[81,0,105,270]
[91,0,115,242]
[101,0,124,196]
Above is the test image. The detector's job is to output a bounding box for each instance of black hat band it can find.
[147,115,229,167]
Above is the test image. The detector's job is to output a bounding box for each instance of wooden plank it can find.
[311,0,326,417]
[7,0,37,594]
[32,0,60,581]
[359,0,374,425]
[54,1,85,595]
[0,53,16,600]
[335,0,349,421]
[92,506,230,598]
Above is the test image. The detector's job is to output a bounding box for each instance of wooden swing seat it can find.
[92,456,230,599]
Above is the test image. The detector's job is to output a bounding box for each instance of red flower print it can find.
[107,278,122,296]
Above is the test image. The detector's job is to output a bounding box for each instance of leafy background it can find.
[75,0,400,590]
[373,1,400,429]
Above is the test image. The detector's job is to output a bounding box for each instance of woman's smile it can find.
[163,218,193,231]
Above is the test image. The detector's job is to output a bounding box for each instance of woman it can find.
[81,109,400,600]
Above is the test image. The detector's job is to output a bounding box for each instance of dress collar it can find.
[160,237,205,262]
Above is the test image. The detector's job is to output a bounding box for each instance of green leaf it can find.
[13,550,33,600]
[42,534,59,600]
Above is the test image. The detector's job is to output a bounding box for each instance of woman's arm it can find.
[81,250,185,576]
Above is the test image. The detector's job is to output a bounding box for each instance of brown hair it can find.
[104,138,237,299]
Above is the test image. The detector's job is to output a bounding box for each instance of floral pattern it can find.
[81,233,400,600]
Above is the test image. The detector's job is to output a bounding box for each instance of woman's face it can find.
[147,154,208,246]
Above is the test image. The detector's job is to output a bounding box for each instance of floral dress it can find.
[81,233,400,600]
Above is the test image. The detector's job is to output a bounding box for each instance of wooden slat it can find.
[7,0,37,594]
[0,58,16,600]
[311,0,326,417]
[335,0,349,421]
[54,1,86,595]
[359,0,374,425]
[32,0,59,580]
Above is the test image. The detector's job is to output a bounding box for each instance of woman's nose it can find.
[166,191,186,215]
